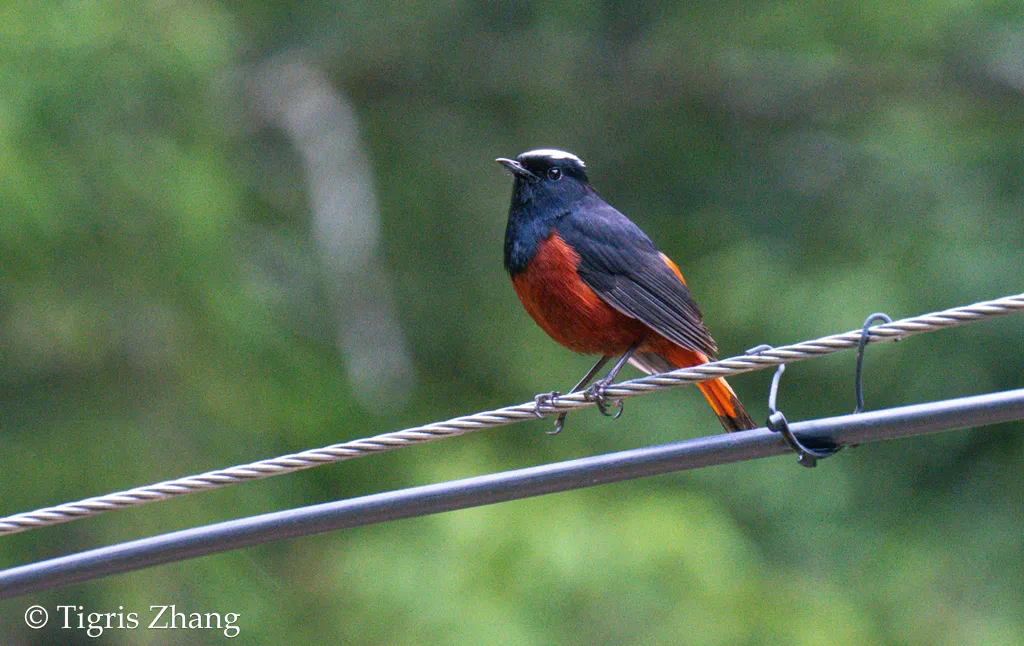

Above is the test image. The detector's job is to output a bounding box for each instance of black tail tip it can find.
[718,410,758,432]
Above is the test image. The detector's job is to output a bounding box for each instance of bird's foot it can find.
[533,391,569,435]
[583,380,625,419]
[533,391,562,418]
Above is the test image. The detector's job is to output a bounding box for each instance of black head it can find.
[496,149,589,185]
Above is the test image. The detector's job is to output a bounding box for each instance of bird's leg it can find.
[540,355,612,435]
[584,340,642,417]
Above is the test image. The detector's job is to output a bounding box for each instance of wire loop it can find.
[854,312,893,414]
[749,345,841,468]
[766,411,840,468]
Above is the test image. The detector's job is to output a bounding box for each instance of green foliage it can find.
[1,0,1023,643]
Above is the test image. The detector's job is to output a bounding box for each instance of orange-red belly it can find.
[511,232,649,355]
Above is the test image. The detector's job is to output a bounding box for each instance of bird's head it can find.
[496,149,592,213]
[497,148,588,184]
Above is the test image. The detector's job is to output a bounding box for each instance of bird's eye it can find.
[547,167,562,180]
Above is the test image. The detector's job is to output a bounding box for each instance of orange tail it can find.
[696,377,757,432]
[634,343,758,432]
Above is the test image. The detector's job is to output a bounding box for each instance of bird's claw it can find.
[549,413,568,435]
[533,391,562,418]
[584,381,624,419]
[534,392,568,434]
[535,375,625,435]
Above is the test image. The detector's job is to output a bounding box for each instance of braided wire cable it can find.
[2,292,1022,536]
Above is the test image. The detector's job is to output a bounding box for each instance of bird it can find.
[496,148,756,434]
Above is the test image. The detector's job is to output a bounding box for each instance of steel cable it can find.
[1,292,1022,537]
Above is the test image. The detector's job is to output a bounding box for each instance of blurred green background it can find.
[2,1,1023,643]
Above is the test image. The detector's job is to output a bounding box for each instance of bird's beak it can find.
[496,158,537,180]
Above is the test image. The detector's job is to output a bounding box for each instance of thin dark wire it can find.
[744,344,784,413]
[1,387,1022,599]
[746,345,836,467]
[855,313,894,414]
[764,360,840,467]
[769,364,785,413]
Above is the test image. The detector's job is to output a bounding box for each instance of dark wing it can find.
[557,198,718,358]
